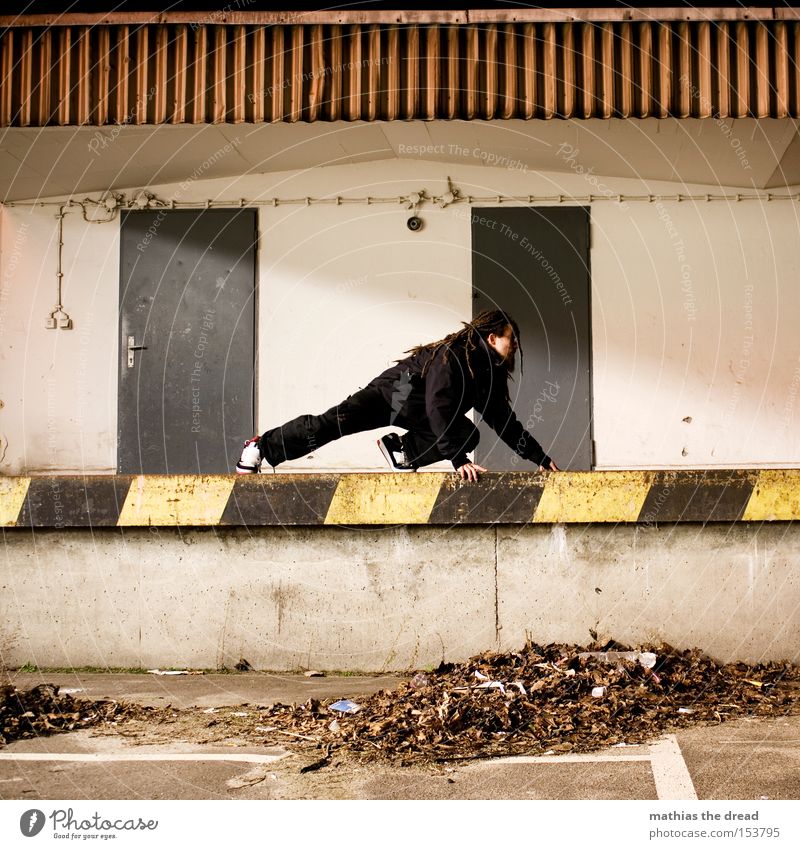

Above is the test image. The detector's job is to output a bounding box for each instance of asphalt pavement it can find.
[1,672,799,801]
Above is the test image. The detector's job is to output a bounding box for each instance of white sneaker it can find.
[236,436,262,473]
[377,433,417,472]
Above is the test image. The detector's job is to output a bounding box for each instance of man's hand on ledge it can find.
[457,459,559,481]
[457,462,488,482]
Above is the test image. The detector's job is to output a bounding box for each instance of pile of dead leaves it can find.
[4,642,799,765]
[253,641,800,764]
[0,683,148,746]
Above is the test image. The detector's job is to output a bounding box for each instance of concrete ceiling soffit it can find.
[0,123,398,201]
[764,122,800,187]
[3,119,799,201]
[381,119,798,190]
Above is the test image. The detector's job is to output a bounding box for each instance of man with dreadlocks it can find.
[236,309,559,481]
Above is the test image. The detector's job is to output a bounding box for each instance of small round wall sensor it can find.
[407,215,423,232]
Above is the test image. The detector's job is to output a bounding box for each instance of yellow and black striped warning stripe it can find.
[1,471,798,528]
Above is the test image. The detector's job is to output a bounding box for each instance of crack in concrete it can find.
[494,525,500,643]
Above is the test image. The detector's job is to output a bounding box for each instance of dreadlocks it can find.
[403,309,523,383]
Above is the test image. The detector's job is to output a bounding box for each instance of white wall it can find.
[252,169,471,471]
[1,157,799,474]
[591,199,800,467]
[0,204,119,474]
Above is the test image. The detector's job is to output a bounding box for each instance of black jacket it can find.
[370,336,552,470]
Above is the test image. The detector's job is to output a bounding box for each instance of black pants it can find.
[259,384,479,468]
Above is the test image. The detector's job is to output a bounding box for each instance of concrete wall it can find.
[2,158,800,474]
[1,523,797,670]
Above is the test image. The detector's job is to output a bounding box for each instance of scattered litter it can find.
[475,681,506,694]
[231,712,249,717]
[59,688,86,695]
[202,708,217,714]
[591,686,606,698]
[678,707,695,714]
[304,671,324,678]
[146,669,203,676]
[744,679,765,689]
[578,651,657,669]
[328,720,341,733]
[234,659,253,672]
[271,728,319,742]
[329,699,361,714]
[454,671,529,696]
[410,673,429,689]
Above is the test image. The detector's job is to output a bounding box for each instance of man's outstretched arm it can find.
[481,397,559,471]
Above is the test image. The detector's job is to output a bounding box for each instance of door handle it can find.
[127,335,147,368]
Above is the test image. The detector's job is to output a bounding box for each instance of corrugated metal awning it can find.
[1,18,799,126]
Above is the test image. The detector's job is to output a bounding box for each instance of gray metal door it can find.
[472,206,592,471]
[118,209,257,474]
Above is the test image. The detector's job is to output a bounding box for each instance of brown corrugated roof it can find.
[1,18,798,126]
[2,9,799,26]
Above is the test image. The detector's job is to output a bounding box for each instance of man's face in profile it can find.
[488,324,517,372]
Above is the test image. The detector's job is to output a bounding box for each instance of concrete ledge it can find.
[1,470,799,527]
[1,523,798,669]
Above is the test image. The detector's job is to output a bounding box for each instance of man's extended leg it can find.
[259,386,390,467]
[398,416,480,469]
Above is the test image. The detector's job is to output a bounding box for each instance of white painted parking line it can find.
[493,754,651,764]
[0,753,287,764]
[493,736,698,801]
[649,735,697,800]
[713,739,800,744]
